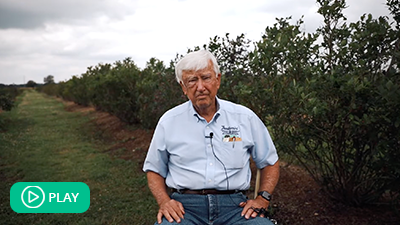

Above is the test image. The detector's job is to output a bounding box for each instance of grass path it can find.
[0,90,157,224]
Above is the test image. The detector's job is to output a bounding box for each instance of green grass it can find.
[0,90,157,224]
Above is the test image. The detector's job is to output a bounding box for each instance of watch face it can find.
[259,191,271,201]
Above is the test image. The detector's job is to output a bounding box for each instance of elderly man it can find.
[143,49,279,225]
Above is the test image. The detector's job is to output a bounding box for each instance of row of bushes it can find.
[0,85,24,130]
[38,58,186,128]
[39,0,400,207]
[0,85,22,111]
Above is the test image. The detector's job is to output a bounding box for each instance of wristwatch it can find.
[257,191,272,201]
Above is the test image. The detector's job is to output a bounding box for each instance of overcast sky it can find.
[0,0,392,84]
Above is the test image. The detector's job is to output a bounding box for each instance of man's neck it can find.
[194,101,218,123]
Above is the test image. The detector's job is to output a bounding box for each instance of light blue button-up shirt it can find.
[143,97,278,191]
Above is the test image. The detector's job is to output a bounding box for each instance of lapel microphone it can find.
[206,131,230,192]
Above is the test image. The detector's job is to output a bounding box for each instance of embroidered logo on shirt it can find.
[221,125,242,142]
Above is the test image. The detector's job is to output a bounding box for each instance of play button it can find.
[20,186,45,208]
[11,182,91,213]
[28,191,39,203]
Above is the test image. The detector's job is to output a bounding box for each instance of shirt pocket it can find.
[217,141,248,169]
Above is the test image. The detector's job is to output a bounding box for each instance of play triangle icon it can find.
[28,191,39,203]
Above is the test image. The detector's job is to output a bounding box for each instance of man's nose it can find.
[196,79,206,91]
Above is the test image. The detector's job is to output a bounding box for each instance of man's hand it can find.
[239,196,269,219]
[147,171,186,224]
[239,161,279,219]
[157,198,185,224]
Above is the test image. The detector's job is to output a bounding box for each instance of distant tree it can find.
[26,80,37,88]
[44,75,55,85]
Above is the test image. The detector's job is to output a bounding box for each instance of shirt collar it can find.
[189,97,221,123]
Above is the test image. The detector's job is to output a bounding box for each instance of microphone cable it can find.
[208,132,230,191]
[208,132,241,206]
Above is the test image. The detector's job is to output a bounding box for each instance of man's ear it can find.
[216,73,222,89]
[179,81,187,95]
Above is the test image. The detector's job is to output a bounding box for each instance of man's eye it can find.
[203,76,212,82]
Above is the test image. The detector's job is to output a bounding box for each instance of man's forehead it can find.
[182,63,214,75]
[182,67,214,77]
[182,60,215,76]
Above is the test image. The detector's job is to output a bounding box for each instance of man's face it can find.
[180,61,221,112]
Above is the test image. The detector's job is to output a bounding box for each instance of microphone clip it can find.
[205,132,214,139]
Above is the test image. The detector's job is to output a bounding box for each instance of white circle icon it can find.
[21,186,45,208]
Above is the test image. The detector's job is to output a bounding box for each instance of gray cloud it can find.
[0,0,393,85]
[344,0,391,21]
[0,0,136,29]
[0,7,44,29]
[258,0,315,14]
[257,0,390,19]
[253,0,392,33]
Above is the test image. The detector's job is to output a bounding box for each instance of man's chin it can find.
[194,100,211,109]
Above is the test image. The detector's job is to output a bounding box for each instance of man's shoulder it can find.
[219,98,255,116]
[159,101,190,123]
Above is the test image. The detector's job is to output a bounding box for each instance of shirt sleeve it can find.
[249,113,279,169]
[142,122,169,177]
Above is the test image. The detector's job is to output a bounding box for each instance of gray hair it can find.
[175,49,220,83]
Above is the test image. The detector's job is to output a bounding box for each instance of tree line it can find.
[38,0,399,207]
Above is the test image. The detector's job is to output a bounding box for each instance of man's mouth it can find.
[196,95,208,99]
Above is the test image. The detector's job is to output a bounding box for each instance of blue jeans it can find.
[156,192,274,225]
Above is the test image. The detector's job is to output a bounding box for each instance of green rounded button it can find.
[10,182,90,213]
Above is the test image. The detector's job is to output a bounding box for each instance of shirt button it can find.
[208,179,212,182]
[208,144,211,148]
[210,163,213,166]
[206,126,209,129]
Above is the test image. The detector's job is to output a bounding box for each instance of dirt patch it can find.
[62,99,399,225]
[272,162,399,225]
[91,110,153,166]
[63,101,153,170]
[63,101,96,114]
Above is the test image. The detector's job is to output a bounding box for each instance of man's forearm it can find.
[147,171,171,206]
[240,160,280,218]
[258,160,280,194]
